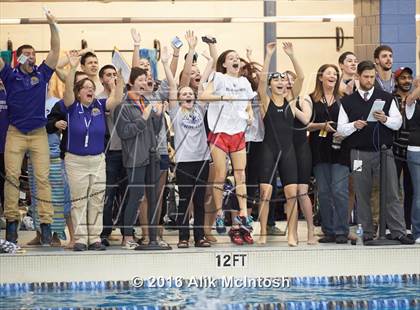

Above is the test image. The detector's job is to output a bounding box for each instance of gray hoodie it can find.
[114,97,162,168]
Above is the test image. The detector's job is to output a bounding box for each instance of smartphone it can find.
[201,36,217,44]
[171,36,183,49]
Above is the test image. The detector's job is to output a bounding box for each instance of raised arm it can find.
[257,42,276,116]
[291,96,312,125]
[282,42,303,98]
[161,46,177,110]
[204,35,218,70]
[170,39,181,77]
[179,30,197,88]
[131,28,141,68]
[105,70,124,111]
[63,51,80,107]
[44,10,60,69]
[198,51,214,99]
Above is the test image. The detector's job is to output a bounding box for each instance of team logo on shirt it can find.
[181,109,203,129]
[91,107,101,116]
[30,76,39,86]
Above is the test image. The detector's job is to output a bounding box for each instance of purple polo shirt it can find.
[0,61,54,133]
[65,98,107,156]
[0,89,8,153]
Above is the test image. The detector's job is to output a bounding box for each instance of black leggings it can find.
[246,142,262,209]
[175,161,209,242]
[259,143,298,186]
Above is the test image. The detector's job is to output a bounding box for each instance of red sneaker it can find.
[241,230,254,244]
[229,229,244,245]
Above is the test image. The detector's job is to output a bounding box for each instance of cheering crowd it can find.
[0,10,419,252]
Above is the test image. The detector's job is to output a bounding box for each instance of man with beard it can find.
[0,9,60,245]
[337,60,413,245]
[393,67,414,232]
[374,45,395,94]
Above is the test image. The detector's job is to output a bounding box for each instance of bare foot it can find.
[307,230,318,245]
[65,240,75,249]
[27,232,41,246]
[257,235,267,245]
[205,234,218,243]
[287,232,298,247]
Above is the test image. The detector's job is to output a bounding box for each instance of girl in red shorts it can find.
[199,49,255,245]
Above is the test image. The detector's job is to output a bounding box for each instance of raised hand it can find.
[282,42,294,57]
[131,28,141,44]
[161,46,172,64]
[44,8,57,24]
[266,42,276,55]
[185,30,198,50]
[246,47,252,60]
[66,50,80,69]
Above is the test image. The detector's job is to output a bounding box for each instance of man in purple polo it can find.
[0,9,60,245]
[0,79,7,217]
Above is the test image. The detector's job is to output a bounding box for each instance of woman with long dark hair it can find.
[307,64,350,244]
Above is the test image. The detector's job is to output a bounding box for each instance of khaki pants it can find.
[65,152,106,245]
[4,125,53,223]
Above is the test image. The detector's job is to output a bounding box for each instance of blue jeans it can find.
[407,150,420,239]
[313,163,350,236]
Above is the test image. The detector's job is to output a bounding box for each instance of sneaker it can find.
[88,242,106,251]
[415,237,420,244]
[40,223,52,246]
[228,228,244,245]
[241,230,254,244]
[246,215,254,227]
[101,238,110,247]
[73,243,87,251]
[267,225,286,236]
[395,235,415,245]
[215,214,226,234]
[336,235,348,244]
[124,240,139,250]
[6,220,18,244]
[22,216,34,231]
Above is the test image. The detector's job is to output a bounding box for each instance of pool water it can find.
[1,282,419,309]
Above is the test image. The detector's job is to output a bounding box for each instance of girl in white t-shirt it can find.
[199,49,255,246]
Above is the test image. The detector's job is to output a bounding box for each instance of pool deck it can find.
[1,222,419,284]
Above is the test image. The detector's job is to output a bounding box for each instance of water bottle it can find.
[356,224,364,245]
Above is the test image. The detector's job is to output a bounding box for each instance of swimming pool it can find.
[1,275,419,309]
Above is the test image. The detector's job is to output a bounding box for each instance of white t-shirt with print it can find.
[169,103,210,163]
[207,72,256,135]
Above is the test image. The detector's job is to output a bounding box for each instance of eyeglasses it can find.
[81,86,95,91]
[268,72,287,80]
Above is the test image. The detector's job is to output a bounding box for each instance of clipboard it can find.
[367,99,385,122]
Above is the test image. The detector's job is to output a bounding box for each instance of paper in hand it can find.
[367,100,385,122]
[112,49,130,84]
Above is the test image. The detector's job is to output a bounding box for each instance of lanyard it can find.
[376,74,395,93]
[128,92,145,112]
[79,103,92,148]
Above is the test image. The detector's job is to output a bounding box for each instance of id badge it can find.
[319,129,327,138]
[353,160,363,172]
[84,134,89,148]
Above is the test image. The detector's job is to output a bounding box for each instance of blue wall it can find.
[380,0,416,74]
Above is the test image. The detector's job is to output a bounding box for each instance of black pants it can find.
[395,158,413,229]
[101,150,127,238]
[176,161,209,242]
[124,160,160,238]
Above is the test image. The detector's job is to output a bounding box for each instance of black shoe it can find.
[101,238,110,247]
[73,243,87,251]
[396,235,415,245]
[385,233,393,240]
[6,220,18,244]
[40,223,52,246]
[336,235,348,244]
[363,236,373,244]
[319,235,336,243]
[88,242,106,251]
